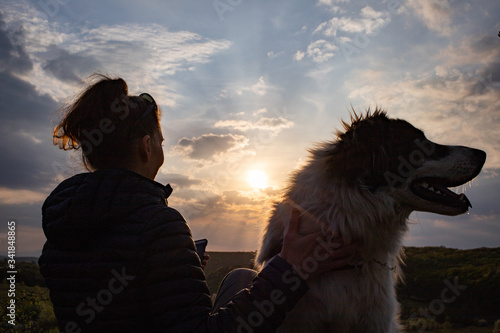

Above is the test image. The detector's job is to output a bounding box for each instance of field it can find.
[433,329,493,333]
[1,247,499,332]
[204,251,256,295]
[204,248,500,332]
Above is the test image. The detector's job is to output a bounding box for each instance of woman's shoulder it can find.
[142,205,190,234]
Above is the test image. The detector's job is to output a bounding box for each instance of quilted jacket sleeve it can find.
[138,206,308,333]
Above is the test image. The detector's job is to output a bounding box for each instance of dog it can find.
[255,109,486,333]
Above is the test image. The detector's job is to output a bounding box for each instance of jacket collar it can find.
[95,168,173,199]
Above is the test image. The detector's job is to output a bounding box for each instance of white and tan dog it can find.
[256,110,486,333]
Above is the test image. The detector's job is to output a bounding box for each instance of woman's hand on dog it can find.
[279,209,360,280]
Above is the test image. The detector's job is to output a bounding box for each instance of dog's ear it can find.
[319,111,392,187]
[321,110,425,189]
[324,138,389,189]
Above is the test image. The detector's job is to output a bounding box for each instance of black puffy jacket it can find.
[39,169,307,333]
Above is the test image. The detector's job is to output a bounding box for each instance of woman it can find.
[39,75,357,332]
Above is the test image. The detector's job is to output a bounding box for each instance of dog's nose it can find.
[473,149,487,165]
[456,147,486,166]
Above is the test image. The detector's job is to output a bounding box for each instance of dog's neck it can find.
[287,177,410,261]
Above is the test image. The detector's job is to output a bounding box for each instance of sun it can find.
[246,169,268,189]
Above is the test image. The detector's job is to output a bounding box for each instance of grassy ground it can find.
[1,251,498,332]
[204,251,256,295]
[0,281,58,332]
[431,327,493,332]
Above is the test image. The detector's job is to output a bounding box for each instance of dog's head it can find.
[313,109,486,216]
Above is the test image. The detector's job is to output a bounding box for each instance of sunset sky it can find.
[1,0,499,256]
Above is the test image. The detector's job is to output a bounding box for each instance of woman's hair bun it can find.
[52,73,160,171]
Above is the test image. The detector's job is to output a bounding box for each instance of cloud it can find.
[249,76,268,96]
[0,71,67,191]
[232,76,270,96]
[1,4,75,53]
[160,173,202,189]
[188,209,264,251]
[0,20,64,191]
[294,50,305,61]
[219,77,278,100]
[405,0,452,36]
[0,225,46,257]
[296,4,398,64]
[171,133,250,161]
[78,24,231,77]
[345,33,500,169]
[168,188,276,251]
[0,187,46,205]
[0,11,32,75]
[317,0,348,14]
[42,45,101,83]
[406,210,500,249]
[259,187,282,198]
[306,39,338,63]
[347,70,500,169]
[222,190,261,206]
[439,35,500,69]
[255,117,294,130]
[0,0,498,256]
[215,115,294,133]
[314,6,391,36]
[1,6,231,103]
[169,188,222,218]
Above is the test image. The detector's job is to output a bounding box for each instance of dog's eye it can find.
[428,144,450,160]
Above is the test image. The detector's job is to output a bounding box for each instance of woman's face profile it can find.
[150,128,165,178]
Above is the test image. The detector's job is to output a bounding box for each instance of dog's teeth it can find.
[436,190,442,195]
[422,182,429,188]
[428,187,435,192]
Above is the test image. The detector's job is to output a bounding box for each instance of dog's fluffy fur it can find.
[256,110,486,333]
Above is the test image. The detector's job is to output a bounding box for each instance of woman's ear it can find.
[139,135,152,161]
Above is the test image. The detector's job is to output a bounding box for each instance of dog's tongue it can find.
[434,184,472,207]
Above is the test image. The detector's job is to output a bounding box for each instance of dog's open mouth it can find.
[411,178,472,209]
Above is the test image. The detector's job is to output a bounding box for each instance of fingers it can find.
[286,209,301,235]
[201,254,210,270]
[328,242,359,257]
[319,242,362,271]
[280,207,364,279]
[324,258,351,271]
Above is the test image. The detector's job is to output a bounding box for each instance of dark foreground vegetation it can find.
[1,247,499,332]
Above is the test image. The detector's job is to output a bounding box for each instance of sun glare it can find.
[247,170,268,189]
